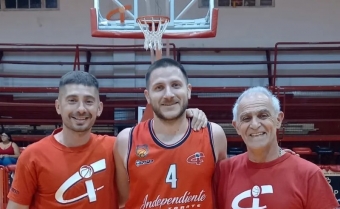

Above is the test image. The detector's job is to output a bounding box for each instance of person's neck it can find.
[247,142,282,163]
[152,114,188,142]
[55,126,92,148]
[2,141,10,145]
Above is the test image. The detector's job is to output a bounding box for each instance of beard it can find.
[151,100,188,122]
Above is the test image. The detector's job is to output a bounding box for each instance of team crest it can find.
[187,152,205,165]
[136,145,149,158]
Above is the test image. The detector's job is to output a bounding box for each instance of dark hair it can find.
[145,58,188,88]
[1,132,12,142]
[59,71,99,90]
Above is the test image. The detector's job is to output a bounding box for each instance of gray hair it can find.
[232,86,281,121]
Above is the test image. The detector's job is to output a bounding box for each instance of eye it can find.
[172,83,182,88]
[241,117,250,122]
[68,99,76,103]
[154,86,163,91]
[259,113,269,119]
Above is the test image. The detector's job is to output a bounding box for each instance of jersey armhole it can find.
[126,126,135,179]
[207,122,217,163]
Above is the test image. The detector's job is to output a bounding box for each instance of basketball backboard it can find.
[91,0,218,39]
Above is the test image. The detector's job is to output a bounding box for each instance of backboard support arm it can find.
[175,0,197,20]
[112,0,135,19]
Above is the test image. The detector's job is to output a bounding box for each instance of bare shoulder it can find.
[11,142,19,148]
[114,127,133,158]
[116,127,132,144]
[210,122,225,136]
[210,122,227,144]
[209,122,227,161]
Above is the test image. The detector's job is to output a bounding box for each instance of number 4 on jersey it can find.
[165,164,178,188]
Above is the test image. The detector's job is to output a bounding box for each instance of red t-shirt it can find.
[7,128,119,209]
[215,153,338,209]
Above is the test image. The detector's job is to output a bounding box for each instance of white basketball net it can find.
[137,16,169,51]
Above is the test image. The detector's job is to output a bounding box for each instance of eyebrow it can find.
[152,79,182,87]
[152,82,164,86]
[239,109,271,118]
[65,94,96,100]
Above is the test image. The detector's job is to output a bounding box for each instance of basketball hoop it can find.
[136,15,170,51]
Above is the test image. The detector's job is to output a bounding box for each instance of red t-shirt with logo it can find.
[125,119,216,209]
[215,153,338,209]
[7,128,119,209]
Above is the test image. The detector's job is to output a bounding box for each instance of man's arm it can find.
[207,122,227,209]
[210,122,227,161]
[305,169,338,209]
[213,159,232,209]
[113,128,131,208]
[6,201,29,209]
[7,148,37,209]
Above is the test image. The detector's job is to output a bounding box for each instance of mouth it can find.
[249,132,266,137]
[71,117,89,121]
[161,102,178,106]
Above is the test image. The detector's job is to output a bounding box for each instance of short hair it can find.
[232,86,281,121]
[145,58,188,88]
[59,71,99,90]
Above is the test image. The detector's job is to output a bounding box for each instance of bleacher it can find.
[1,41,340,207]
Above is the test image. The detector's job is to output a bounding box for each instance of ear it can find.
[144,89,151,104]
[187,83,192,99]
[55,99,61,115]
[97,101,104,117]
[276,111,284,129]
[232,120,241,136]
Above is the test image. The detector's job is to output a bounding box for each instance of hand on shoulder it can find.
[185,108,208,131]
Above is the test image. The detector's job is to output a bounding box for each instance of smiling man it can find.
[114,58,227,209]
[7,71,119,209]
[215,86,338,209]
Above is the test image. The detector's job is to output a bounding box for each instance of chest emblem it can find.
[187,152,205,165]
[136,144,149,158]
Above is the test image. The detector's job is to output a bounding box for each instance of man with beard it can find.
[6,71,208,209]
[114,58,228,209]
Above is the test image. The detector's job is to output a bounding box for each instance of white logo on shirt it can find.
[231,185,273,209]
[55,159,106,204]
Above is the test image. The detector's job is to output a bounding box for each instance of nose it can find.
[77,102,87,114]
[249,117,261,129]
[163,86,175,99]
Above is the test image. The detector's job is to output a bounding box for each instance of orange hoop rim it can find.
[136,15,170,25]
